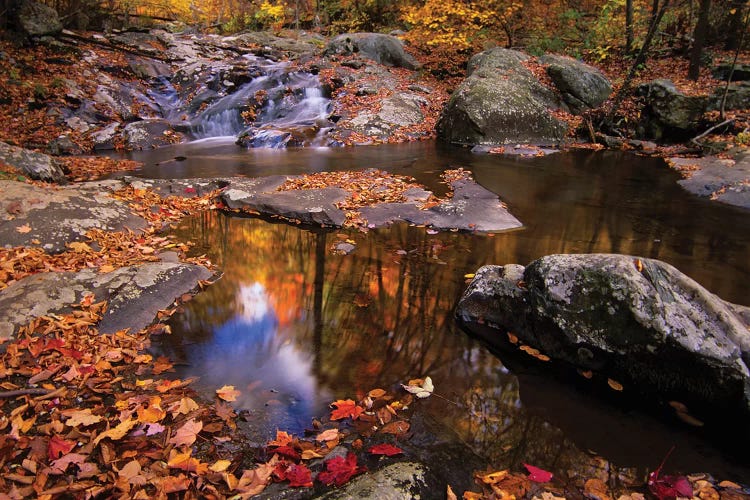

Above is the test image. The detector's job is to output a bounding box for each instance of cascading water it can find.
[147,55,332,148]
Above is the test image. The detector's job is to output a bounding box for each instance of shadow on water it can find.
[143,142,750,483]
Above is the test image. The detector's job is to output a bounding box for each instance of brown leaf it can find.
[236,456,278,495]
[216,384,240,402]
[584,478,612,500]
[168,418,203,447]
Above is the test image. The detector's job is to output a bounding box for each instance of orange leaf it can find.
[330,399,364,420]
[216,384,241,402]
[268,430,293,447]
[48,435,76,460]
[16,224,31,234]
[167,450,209,475]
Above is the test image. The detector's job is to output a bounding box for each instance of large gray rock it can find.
[709,81,750,111]
[0,142,66,183]
[0,261,211,341]
[320,462,426,500]
[636,79,707,141]
[540,54,612,114]
[669,153,750,209]
[0,179,147,253]
[13,0,62,37]
[325,33,419,70]
[456,254,750,415]
[346,93,427,139]
[437,48,568,146]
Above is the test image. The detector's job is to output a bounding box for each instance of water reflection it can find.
[157,208,750,485]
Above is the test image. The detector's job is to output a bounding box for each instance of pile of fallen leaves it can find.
[58,157,143,182]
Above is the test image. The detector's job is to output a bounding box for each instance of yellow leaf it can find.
[167,450,208,474]
[68,242,93,253]
[64,409,103,427]
[216,385,240,402]
[209,460,232,473]
[93,418,137,446]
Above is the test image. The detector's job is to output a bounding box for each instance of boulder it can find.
[325,33,419,70]
[709,81,750,112]
[456,254,750,416]
[0,141,66,183]
[437,48,568,146]
[12,0,62,37]
[123,119,180,150]
[345,93,427,139]
[540,54,612,114]
[713,63,750,82]
[636,79,707,141]
[0,261,211,341]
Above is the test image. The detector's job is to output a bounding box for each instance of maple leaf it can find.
[48,435,76,460]
[524,463,553,483]
[236,456,278,495]
[216,384,241,401]
[648,447,693,500]
[402,376,434,398]
[49,452,88,474]
[268,430,294,447]
[318,453,366,486]
[16,223,31,233]
[169,418,203,448]
[282,464,314,488]
[137,396,166,423]
[168,397,199,418]
[368,443,404,456]
[330,399,364,420]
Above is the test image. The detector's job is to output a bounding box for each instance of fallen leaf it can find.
[402,376,434,398]
[368,388,386,398]
[315,428,340,442]
[168,418,203,447]
[48,435,76,460]
[167,450,208,474]
[524,463,553,483]
[236,456,278,495]
[209,460,232,473]
[16,224,31,233]
[317,453,366,487]
[63,409,103,427]
[585,478,612,500]
[216,385,240,402]
[607,378,624,391]
[276,463,313,488]
[330,399,364,420]
[268,430,294,447]
[447,484,458,500]
[380,420,410,435]
[92,418,137,446]
[368,443,404,456]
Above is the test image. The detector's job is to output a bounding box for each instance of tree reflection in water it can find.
[156,210,750,485]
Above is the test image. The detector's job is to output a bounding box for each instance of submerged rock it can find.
[437,48,568,146]
[456,254,750,416]
[0,261,211,341]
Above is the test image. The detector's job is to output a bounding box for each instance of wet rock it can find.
[0,141,66,183]
[47,135,83,156]
[0,261,211,341]
[346,93,427,139]
[91,123,121,151]
[230,30,324,59]
[325,33,420,70]
[123,119,179,150]
[320,462,427,499]
[456,254,750,416]
[437,48,568,147]
[636,79,707,142]
[713,63,750,82]
[670,153,750,210]
[0,179,147,253]
[127,57,173,79]
[540,54,612,114]
[12,0,62,37]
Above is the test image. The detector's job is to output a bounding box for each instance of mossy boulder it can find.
[456,254,750,416]
[437,48,568,146]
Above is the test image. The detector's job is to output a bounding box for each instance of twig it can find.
[0,388,50,398]
[690,118,735,146]
[56,31,175,63]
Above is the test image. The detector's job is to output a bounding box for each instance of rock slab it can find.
[0,261,211,341]
[456,254,750,415]
[0,141,67,183]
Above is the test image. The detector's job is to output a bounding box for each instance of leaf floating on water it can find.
[675,411,704,427]
[579,369,593,379]
[16,223,31,233]
[648,446,694,500]
[507,332,519,344]
[447,484,458,500]
[607,378,624,391]
[524,463,553,483]
[216,385,241,402]
[402,376,434,398]
[368,443,404,456]
[330,399,364,420]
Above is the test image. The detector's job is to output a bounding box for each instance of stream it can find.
[116,140,750,486]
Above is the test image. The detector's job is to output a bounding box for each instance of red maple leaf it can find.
[330,399,364,421]
[272,445,301,461]
[368,443,404,456]
[281,464,313,488]
[524,463,553,483]
[48,435,76,460]
[648,447,693,500]
[317,453,366,486]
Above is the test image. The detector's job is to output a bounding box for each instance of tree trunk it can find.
[688,0,711,80]
[725,0,748,50]
[626,0,634,54]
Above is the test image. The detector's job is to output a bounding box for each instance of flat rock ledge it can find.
[668,153,750,210]
[219,175,523,232]
[0,179,148,253]
[0,260,211,341]
[455,254,750,418]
